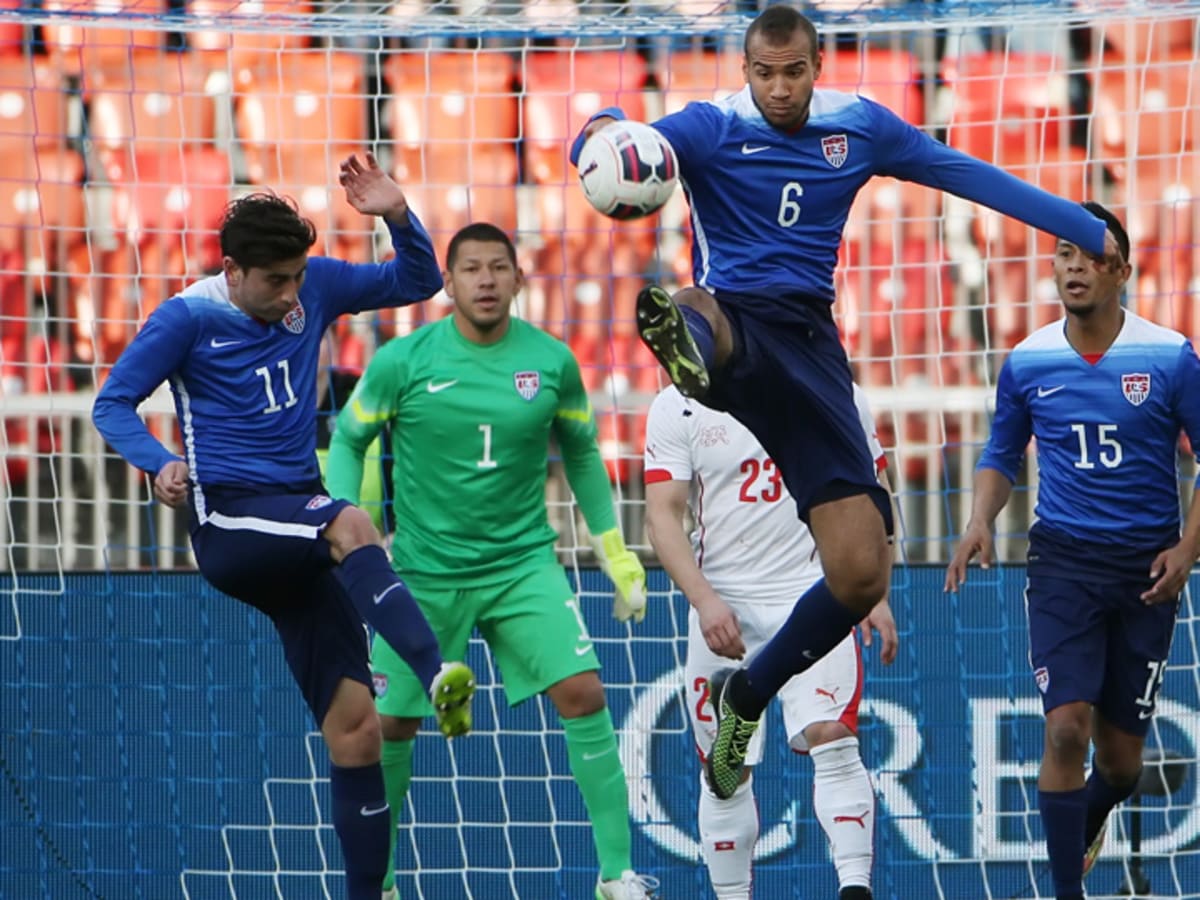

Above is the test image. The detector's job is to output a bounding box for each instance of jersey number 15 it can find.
[1070,423,1123,469]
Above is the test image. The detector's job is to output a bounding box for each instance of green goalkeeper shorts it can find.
[371,562,601,717]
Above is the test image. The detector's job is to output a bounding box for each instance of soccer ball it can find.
[578,120,679,220]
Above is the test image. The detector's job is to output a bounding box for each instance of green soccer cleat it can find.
[636,285,711,399]
[704,669,761,801]
[1082,816,1108,878]
[430,661,476,738]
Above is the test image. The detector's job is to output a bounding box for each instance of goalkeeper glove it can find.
[591,527,647,624]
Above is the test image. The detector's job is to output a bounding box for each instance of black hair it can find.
[219,192,318,270]
[1081,201,1131,265]
[446,222,518,269]
[744,5,819,59]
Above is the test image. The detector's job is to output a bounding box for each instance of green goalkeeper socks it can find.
[561,708,632,881]
[380,738,415,893]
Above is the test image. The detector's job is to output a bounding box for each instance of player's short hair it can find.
[1081,201,1131,265]
[446,222,518,269]
[220,192,317,270]
[744,5,819,59]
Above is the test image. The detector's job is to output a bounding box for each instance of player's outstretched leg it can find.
[636,284,710,398]
[705,669,762,801]
[430,661,475,738]
[595,871,661,900]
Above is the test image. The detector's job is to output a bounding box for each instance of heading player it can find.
[644,382,896,900]
[326,222,657,900]
[91,154,475,900]
[571,4,1110,800]
[946,203,1200,900]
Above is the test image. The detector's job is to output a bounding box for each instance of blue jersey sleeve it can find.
[977,359,1032,482]
[648,102,725,173]
[1171,342,1200,485]
[863,99,1106,257]
[92,297,195,476]
[310,211,443,318]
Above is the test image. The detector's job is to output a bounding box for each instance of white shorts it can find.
[685,599,862,761]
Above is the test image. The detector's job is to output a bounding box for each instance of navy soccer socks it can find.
[680,303,716,370]
[741,578,860,716]
[330,762,391,900]
[1039,786,1087,899]
[336,544,440,689]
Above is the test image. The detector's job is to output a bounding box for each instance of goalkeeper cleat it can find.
[705,669,761,801]
[381,888,398,900]
[430,661,476,738]
[595,870,660,899]
[637,284,710,399]
[1082,816,1108,878]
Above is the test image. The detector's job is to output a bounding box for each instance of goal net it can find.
[2,1,1199,898]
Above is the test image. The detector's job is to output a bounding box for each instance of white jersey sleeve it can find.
[643,386,695,484]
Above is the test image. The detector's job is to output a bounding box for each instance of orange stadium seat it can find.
[1092,15,1196,62]
[184,0,315,82]
[40,0,168,77]
[234,50,370,261]
[384,50,519,248]
[819,47,923,125]
[1091,51,1198,329]
[84,52,215,182]
[0,0,25,55]
[656,45,744,114]
[942,51,1075,162]
[522,49,653,344]
[0,58,71,147]
[0,146,89,371]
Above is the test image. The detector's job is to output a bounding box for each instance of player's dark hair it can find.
[446,222,518,269]
[220,192,317,270]
[744,5,819,59]
[1081,201,1131,265]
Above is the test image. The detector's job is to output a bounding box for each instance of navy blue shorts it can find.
[1026,526,1179,736]
[189,483,371,724]
[706,292,892,531]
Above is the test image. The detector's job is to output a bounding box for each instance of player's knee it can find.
[326,505,382,560]
[323,694,383,767]
[825,563,889,613]
[547,672,606,719]
[1044,713,1090,762]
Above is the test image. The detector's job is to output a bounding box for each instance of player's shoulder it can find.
[1115,311,1190,351]
[1011,319,1070,356]
[807,88,872,124]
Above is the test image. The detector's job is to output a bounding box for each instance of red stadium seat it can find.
[1092,16,1196,62]
[0,58,71,147]
[0,0,25,55]
[656,46,744,115]
[384,50,519,249]
[235,51,370,261]
[819,47,923,126]
[184,0,315,81]
[40,0,167,77]
[942,51,1075,162]
[522,50,654,343]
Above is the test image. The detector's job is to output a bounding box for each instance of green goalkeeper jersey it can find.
[326,316,616,583]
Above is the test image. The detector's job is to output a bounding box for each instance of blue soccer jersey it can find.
[576,88,1105,305]
[978,312,1200,548]
[93,216,443,488]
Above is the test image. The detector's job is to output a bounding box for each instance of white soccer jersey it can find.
[643,385,886,602]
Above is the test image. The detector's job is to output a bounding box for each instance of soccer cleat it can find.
[595,870,660,899]
[705,669,761,801]
[839,886,873,899]
[429,661,476,738]
[636,284,710,398]
[1082,817,1108,878]
[381,888,398,900]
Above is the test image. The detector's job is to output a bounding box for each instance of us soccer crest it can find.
[514,370,540,401]
[1122,372,1150,406]
[281,301,306,334]
[821,134,849,168]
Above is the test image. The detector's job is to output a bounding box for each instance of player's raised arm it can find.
[92,296,194,479]
[865,100,1107,256]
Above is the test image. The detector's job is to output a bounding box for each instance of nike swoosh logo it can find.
[575,643,594,656]
[210,338,242,348]
[741,143,770,155]
[360,804,389,816]
[802,649,819,660]
[582,749,612,761]
[1037,385,1066,397]
[1138,709,1154,720]
[427,379,458,393]
[373,583,403,605]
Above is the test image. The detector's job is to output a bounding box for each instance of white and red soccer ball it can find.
[578,120,679,221]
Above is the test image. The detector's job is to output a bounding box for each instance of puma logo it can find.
[833,811,871,829]
[815,687,840,702]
